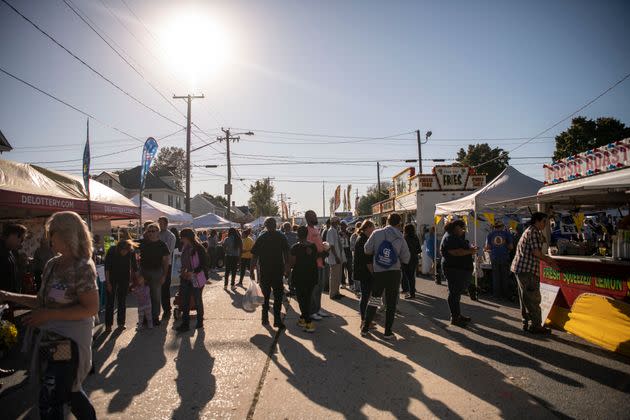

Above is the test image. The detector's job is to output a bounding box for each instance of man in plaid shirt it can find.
[511,212,556,334]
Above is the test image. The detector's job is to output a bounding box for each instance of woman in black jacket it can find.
[402,224,421,299]
[353,220,375,330]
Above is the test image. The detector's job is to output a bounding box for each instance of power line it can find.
[1,0,184,127]
[473,70,630,169]
[0,65,143,142]
[231,128,416,141]
[61,0,187,120]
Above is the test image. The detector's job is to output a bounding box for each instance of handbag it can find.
[40,339,72,362]
[190,251,207,288]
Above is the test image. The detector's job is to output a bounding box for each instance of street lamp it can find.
[416,130,432,174]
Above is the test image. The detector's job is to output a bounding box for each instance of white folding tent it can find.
[245,216,266,229]
[193,212,238,229]
[434,166,543,247]
[130,195,193,227]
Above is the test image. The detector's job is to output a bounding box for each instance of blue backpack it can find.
[375,238,398,269]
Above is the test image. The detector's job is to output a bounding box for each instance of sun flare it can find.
[159,9,232,87]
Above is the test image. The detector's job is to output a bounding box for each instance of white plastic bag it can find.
[243,277,265,312]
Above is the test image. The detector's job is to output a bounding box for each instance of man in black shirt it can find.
[104,240,138,332]
[251,218,289,329]
[287,226,318,333]
[0,223,27,293]
[139,223,170,325]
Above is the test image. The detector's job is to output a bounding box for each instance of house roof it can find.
[117,166,181,192]
[98,171,120,184]
[0,129,13,153]
[199,193,227,211]
[237,205,252,215]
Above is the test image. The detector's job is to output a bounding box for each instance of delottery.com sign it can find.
[540,261,630,306]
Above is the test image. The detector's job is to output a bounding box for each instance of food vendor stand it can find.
[489,138,630,356]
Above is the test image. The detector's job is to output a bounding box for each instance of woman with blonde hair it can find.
[0,211,98,419]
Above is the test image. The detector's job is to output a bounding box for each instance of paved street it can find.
[3,273,630,419]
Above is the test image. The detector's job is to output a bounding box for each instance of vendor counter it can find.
[540,256,630,308]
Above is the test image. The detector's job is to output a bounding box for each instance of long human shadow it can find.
[250,312,462,420]
[172,330,216,420]
[89,321,168,414]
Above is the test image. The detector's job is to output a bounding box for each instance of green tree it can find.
[456,143,509,182]
[356,182,392,216]
[201,192,228,208]
[152,146,186,190]
[553,116,630,161]
[248,178,279,217]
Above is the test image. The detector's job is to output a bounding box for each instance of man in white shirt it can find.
[326,217,344,300]
[361,213,410,340]
[158,216,176,315]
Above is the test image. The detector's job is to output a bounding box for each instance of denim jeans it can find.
[296,282,315,323]
[180,280,204,326]
[260,270,284,322]
[239,258,251,283]
[105,276,129,327]
[225,256,239,286]
[491,260,510,299]
[401,262,417,296]
[142,268,163,321]
[39,340,96,420]
[310,267,325,314]
[161,265,172,312]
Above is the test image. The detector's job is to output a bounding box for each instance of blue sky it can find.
[1,0,629,216]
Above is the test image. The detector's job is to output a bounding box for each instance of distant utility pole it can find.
[322,181,325,218]
[416,129,433,174]
[173,93,204,213]
[377,161,382,201]
[218,128,254,220]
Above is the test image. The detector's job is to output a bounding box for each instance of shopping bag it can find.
[243,277,265,312]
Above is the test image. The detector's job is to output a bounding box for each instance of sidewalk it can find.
[2,274,629,419]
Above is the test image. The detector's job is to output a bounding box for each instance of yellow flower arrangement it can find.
[0,320,18,351]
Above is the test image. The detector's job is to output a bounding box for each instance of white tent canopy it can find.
[435,166,543,216]
[245,216,266,229]
[130,195,193,227]
[193,212,238,229]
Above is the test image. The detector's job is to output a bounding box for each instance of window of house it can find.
[168,195,173,206]
[176,196,181,209]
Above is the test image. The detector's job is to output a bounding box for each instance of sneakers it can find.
[297,317,307,327]
[360,329,370,337]
[383,332,395,340]
[528,325,551,335]
[230,285,237,292]
[303,322,315,333]
[317,309,331,317]
[311,313,323,321]
[450,316,468,328]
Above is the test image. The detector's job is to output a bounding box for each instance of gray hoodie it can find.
[364,225,411,272]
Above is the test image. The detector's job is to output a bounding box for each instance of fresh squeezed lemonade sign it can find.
[544,138,630,185]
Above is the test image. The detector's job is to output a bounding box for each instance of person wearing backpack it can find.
[361,213,410,340]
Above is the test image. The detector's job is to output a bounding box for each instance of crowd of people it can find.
[0,207,562,418]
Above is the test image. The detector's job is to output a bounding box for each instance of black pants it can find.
[39,340,96,420]
[161,265,172,312]
[180,280,204,327]
[359,276,373,321]
[443,267,472,318]
[239,258,251,283]
[401,262,417,296]
[296,282,315,323]
[260,271,284,322]
[225,256,239,286]
[105,276,129,327]
[341,248,353,285]
[362,270,401,334]
[207,247,216,268]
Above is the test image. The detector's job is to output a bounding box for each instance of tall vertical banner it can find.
[281,200,289,220]
[334,185,341,212]
[342,192,347,212]
[82,119,92,230]
[347,184,352,212]
[139,137,159,233]
[354,195,360,216]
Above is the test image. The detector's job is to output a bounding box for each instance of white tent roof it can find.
[130,195,193,226]
[245,216,267,228]
[193,212,238,229]
[435,166,543,216]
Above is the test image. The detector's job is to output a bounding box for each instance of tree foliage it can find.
[248,178,279,217]
[152,146,186,190]
[356,182,392,216]
[553,116,630,161]
[201,192,228,208]
[456,143,509,182]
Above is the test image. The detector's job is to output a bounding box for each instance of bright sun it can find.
[159,9,232,86]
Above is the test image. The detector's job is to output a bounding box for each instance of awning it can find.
[487,168,630,211]
[0,159,139,219]
[130,195,193,226]
[193,212,239,229]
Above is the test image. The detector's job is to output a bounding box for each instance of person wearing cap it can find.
[325,216,344,299]
[484,220,514,300]
[251,218,290,328]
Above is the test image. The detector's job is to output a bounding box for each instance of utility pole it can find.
[416,129,432,175]
[218,128,254,220]
[322,181,325,218]
[377,161,382,201]
[173,93,204,213]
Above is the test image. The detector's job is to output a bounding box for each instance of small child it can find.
[133,276,152,330]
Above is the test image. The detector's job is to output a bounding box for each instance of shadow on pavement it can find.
[173,329,215,420]
[88,320,168,414]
